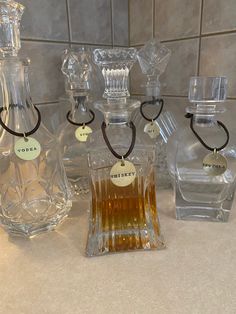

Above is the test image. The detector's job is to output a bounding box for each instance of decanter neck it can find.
[145,76,161,97]
[0,58,39,134]
[187,103,225,127]
[0,58,32,110]
[192,114,217,127]
[95,97,140,125]
[70,95,89,120]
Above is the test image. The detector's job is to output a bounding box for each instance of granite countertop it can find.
[1,190,236,314]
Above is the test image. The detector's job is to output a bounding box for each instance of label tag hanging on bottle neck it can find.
[203,149,227,176]
[144,121,160,139]
[110,158,136,187]
[14,136,41,161]
[75,125,93,142]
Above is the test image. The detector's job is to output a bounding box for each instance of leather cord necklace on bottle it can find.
[140,97,164,139]
[67,109,95,143]
[0,105,42,161]
[185,113,229,176]
[101,121,137,187]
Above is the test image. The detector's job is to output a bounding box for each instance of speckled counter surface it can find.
[0,190,236,314]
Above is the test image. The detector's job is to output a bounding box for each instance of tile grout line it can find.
[152,0,155,38]
[65,0,72,47]
[21,38,117,47]
[131,28,236,47]
[197,0,204,75]
[131,93,236,100]
[110,0,114,47]
[201,28,236,37]
[21,38,70,45]
[128,0,131,47]
[36,101,59,106]
[128,0,131,91]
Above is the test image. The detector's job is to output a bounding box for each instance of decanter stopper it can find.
[61,48,92,96]
[93,48,137,99]
[188,76,227,103]
[187,76,227,114]
[0,0,24,57]
[137,38,171,97]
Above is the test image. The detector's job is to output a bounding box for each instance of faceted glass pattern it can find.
[0,60,72,236]
[61,48,92,94]
[0,0,24,57]
[93,48,137,99]
[137,38,171,96]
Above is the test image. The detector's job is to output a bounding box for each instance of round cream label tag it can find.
[75,126,92,142]
[110,160,136,187]
[144,122,160,139]
[203,152,227,176]
[14,137,41,161]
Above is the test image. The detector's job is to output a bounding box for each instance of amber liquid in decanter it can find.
[91,171,160,251]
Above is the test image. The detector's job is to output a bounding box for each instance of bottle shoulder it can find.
[88,126,156,170]
[88,125,156,152]
[173,124,236,153]
[132,107,178,143]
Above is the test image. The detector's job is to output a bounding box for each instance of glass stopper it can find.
[61,48,92,95]
[137,38,171,96]
[0,0,24,57]
[93,48,137,99]
[189,76,228,103]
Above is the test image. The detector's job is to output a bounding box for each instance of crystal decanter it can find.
[0,0,72,237]
[132,38,177,189]
[86,48,165,257]
[58,48,100,199]
[167,76,236,222]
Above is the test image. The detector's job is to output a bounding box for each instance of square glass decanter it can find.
[167,76,236,222]
[86,48,165,256]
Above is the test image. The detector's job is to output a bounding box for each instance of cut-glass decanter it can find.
[167,76,236,222]
[58,48,100,199]
[0,0,72,237]
[132,38,177,189]
[86,48,165,257]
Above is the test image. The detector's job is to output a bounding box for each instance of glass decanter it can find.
[0,0,72,237]
[86,48,165,257]
[58,48,100,199]
[132,38,177,189]
[167,76,236,222]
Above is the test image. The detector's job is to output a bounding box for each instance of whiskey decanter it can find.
[167,76,236,222]
[58,49,100,199]
[86,48,165,257]
[132,38,177,189]
[0,0,72,237]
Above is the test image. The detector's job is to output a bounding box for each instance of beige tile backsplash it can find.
[130,0,236,100]
[7,0,236,123]
[129,0,153,45]
[200,33,236,97]
[161,39,199,96]
[202,0,236,34]
[19,0,129,105]
[129,0,236,127]
[155,0,201,40]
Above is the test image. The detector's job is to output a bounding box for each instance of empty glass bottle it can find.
[132,38,177,189]
[0,0,72,237]
[58,49,101,199]
[86,48,165,257]
[167,76,236,222]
